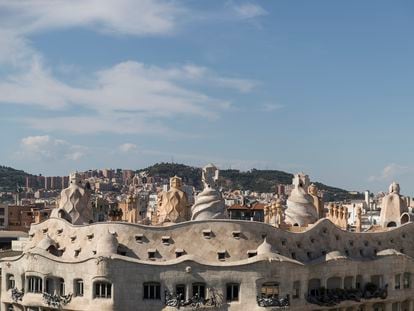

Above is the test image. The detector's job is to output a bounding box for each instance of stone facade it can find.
[2,171,414,311]
[2,218,414,311]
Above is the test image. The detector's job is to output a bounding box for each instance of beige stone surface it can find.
[50,172,93,225]
[285,173,318,226]
[2,216,414,310]
[191,164,226,221]
[156,176,190,225]
[380,182,409,228]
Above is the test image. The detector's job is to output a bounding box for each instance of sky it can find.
[0,0,414,194]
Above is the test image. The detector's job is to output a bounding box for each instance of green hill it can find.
[0,166,30,191]
[141,163,362,202]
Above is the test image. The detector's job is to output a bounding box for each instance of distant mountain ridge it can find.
[0,166,31,191]
[0,163,362,202]
[141,163,362,202]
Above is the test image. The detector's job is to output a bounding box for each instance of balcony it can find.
[306,283,388,307]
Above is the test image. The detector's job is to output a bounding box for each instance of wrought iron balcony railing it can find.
[164,288,223,309]
[11,288,24,302]
[257,294,290,308]
[42,292,73,308]
[306,283,388,306]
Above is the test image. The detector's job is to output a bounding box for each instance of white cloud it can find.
[119,143,138,153]
[0,60,255,134]
[260,103,284,112]
[19,135,87,161]
[0,0,257,136]
[368,163,410,182]
[0,0,185,37]
[232,3,268,19]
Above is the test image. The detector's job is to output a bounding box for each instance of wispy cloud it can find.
[231,2,268,20]
[119,143,138,153]
[0,60,253,134]
[0,0,258,136]
[18,135,88,161]
[260,103,284,112]
[0,0,186,37]
[368,163,411,182]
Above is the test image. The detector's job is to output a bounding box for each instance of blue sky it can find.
[0,0,414,193]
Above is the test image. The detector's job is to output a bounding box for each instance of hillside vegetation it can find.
[0,166,30,190]
[141,163,362,202]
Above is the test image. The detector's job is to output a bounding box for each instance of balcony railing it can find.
[306,283,388,306]
[164,288,223,309]
[257,295,290,308]
[42,292,72,308]
[11,288,24,302]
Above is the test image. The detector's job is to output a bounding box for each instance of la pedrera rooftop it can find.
[2,165,414,311]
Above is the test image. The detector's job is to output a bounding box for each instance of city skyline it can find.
[0,1,414,193]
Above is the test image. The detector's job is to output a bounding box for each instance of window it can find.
[217,251,226,261]
[148,249,156,260]
[162,236,170,245]
[176,284,186,301]
[117,247,127,256]
[395,274,401,290]
[45,278,52,294]
[143,282,161,300]
[58,278,65,296]
[327,277,341,290]
[94,282,112,299]
[192,283,206,299]
[293,281,300,299]
[247,250,257,258]
[175,249,184,258]
[308,279,321,297]
[232,231,241,239]
[226,283,239,302]
[28,276,43,293]
[75,279,84,297]
[403,273,411,289]
[135,234,143,243]
[344,276,353,290]
[371,275,383,288]
[7,274,15,290]
[202,229,212,239]
[261,282,279,298]
[356,275,362,289]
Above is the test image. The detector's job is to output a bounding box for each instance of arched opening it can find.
[47,245,60,257]
[308,278,321,296]
[401,213,409,224]
[387,221,397,227]
[327,277,342,290]
[344,276,353,289]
